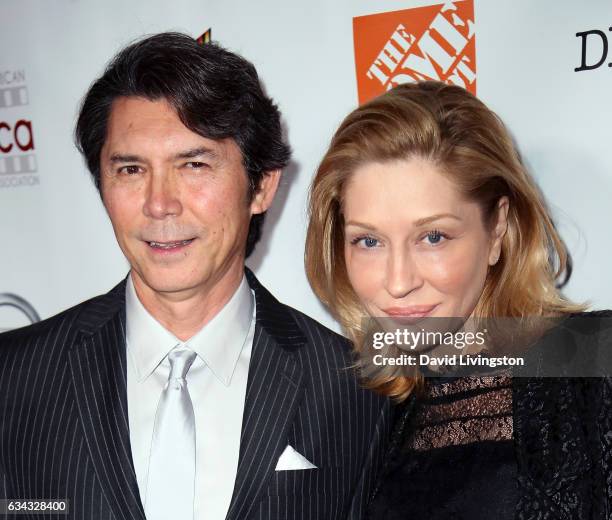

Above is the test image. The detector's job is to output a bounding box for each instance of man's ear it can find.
[250,169,281,215]
[488,196,509,266]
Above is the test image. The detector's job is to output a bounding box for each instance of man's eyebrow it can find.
[107,147,218,164]
[109,153,145,163]
[173,147,218,160]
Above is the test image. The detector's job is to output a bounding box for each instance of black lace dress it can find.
[369,375,612,519]
[369,374,516,519]
[369,311,612,518]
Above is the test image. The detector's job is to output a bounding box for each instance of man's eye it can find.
[118,165,141,175]
[185,161,208,169]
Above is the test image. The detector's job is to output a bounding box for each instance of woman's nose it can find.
[384,249,423,299]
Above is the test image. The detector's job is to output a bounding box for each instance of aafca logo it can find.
[353,0,476,104]
[0,69,38,188]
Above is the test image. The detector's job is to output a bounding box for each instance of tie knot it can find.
[167,347,196,381]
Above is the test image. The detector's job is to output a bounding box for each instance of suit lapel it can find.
[66,272,307,520]
[68,280,146,520]
[225,270,308,520]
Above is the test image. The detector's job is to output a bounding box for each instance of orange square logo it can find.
[353,0,476,104]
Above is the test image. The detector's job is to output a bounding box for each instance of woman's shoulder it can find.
[572,309,612,317]
[513,310,612,378]
[567,309,612,328]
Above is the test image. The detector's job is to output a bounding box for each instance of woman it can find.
[305,81,612,518]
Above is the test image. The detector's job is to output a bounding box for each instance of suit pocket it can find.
[258,493,348,520]
[260,468,349,520]
[266,466,345,496]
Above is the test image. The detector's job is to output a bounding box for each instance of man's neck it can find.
[130,269,244,341]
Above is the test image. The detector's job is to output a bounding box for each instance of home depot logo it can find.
[353,0,476,104]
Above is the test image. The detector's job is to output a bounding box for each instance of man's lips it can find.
[382,304,439,317]
[144,238,196,251]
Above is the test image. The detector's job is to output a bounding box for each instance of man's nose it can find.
[384,248,423,299]
[143,170,183,219]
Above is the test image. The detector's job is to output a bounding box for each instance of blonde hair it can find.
[305,81,585,400]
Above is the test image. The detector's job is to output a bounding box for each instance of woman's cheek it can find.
[420,246,475,293]
[345,248,386,302]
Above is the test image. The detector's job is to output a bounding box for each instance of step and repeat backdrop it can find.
[1,0,611,331]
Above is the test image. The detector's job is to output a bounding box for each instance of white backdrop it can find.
[1,0,611,331]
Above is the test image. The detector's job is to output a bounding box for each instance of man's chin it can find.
[131,270,203,297]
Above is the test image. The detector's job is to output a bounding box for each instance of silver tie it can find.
[145,347,197,520]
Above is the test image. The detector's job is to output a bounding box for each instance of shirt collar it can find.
[125,273,254,386]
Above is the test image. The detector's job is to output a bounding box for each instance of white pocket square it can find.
[275,445,317,471]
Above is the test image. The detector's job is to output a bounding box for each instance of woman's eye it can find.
[351,236,380,249]
[423,230,447,245]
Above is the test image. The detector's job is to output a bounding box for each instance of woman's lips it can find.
[382,304,439,318]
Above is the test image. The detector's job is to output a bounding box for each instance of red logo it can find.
[353,0,476,104]
[197,28,212,46]
[0,120,34,154]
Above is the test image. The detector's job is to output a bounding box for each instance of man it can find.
[0,33,390,520]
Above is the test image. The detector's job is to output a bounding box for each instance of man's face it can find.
[100,97,267,303]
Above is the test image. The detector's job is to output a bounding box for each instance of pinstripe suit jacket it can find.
[0,269,391,520]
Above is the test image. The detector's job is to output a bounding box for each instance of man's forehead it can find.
[107,96,174,124]
[106,96,194,138]
[103,96,237,159]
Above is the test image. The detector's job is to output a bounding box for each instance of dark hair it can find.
[75,32,291,257]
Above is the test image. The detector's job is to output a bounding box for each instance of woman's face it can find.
[342,157,508,319]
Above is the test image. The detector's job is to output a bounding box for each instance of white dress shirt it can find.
[125,273,255,520]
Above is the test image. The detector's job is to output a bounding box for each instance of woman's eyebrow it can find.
[413,213,462,226]
[344,220,378,231]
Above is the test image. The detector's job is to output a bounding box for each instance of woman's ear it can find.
[488,196,509,266]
